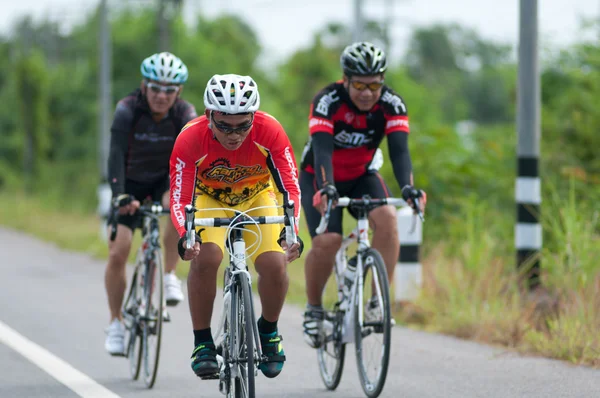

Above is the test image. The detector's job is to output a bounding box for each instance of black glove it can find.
[177,231,203,260]
[112,194,133,208]
[277,228,304,258]
[401,185,423,209]
[320,184,339,201]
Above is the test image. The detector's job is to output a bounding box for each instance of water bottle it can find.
[342,256,357,297]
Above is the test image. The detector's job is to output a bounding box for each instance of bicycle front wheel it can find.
[317,268,346,390]
[354,249,391,398]
[141,248,164,388]
[123,267,142,380]
[230,272,255,398]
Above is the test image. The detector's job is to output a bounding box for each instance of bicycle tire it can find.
[317,268,346,390]
[123,267,142,380]
[232,272,255,398]
[141,248,164,388]
[354,248,391,398]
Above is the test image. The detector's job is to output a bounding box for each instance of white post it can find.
[395,206,422,301]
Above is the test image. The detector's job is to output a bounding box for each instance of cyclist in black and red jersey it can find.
[104,52,198,355]
[299,41,427,348]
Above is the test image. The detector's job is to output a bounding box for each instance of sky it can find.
[1,0,599,64]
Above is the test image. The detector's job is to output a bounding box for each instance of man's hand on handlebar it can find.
[312,184,339,216]
[401,185,427,216]
[113,194,140,216]
[178,234,202,261]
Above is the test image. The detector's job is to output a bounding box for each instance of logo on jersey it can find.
[315,91,340,116]
[202,158,268,184]
[386,117,409,130]
[309,118,334,130]
[344,112,355,124]
[334,129,375,148]
[172,157,186,226]
[381,92,407,114]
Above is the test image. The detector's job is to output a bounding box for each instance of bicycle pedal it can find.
[199,372,220,380]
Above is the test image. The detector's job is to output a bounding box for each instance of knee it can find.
[255,252,287,278]
[370,206,398,236]
[311,233,342,255]
[191,243,222,272]
[108,245,129,268]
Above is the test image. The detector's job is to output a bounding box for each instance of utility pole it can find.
[383,0,393,55]
[352,0,364,43]
[158,0,169,51]
[157,0,183,52]
[98,0,112,219]
[516,0,541,290]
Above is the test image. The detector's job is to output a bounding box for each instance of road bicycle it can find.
[183,200,298,398]
[314,194,423,398]
[110,200,170,389]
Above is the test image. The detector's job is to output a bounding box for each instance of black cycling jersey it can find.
[300,81,412,189]
[107,89,197,197]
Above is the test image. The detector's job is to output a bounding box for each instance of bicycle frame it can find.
[324,197,407,344]
[213,226,264,373]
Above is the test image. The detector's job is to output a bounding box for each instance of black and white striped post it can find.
[516,0,541,289]
[395,206,422,302]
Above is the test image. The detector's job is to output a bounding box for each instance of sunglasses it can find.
[211,112,254,134]
[146,82,180,95]
[350,80,384,92]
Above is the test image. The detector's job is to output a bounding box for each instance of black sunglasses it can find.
[211,112,254,134]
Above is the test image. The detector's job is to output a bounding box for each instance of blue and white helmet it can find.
[140,52,188,84]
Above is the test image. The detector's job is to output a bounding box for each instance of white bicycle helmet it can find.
[140,52,188,84]
[203,74,260,114]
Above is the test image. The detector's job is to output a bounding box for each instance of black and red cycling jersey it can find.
[300,80,412,189]
[107,89,197,197]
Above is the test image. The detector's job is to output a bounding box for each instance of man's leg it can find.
[369,205,400,282]
[161,190,184,306]
[188,194,227,378]
[188,243,223,377]
[305,234,342,306]
[104,223,133,355]
[299,170,345,348]
[254,249,289,379]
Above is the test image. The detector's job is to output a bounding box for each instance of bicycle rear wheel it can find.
[317,268,346,390]
[141,248,164,388]
[230,273,255,398]
[123,266,142,380]
[354,249,391,398]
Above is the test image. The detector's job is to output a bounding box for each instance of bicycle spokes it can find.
[354,250,391,398]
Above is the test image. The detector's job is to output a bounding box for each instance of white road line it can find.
[0,320,121,398]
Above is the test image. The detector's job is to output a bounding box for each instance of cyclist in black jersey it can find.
[300,42,427,348]
[104,52,198,356]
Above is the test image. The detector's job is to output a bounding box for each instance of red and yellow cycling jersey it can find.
[169,111,301,237]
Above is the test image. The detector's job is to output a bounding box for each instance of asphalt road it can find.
[1,227,599,398]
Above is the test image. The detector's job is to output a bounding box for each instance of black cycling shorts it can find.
[300,170,392,238]
[108,177,169,231]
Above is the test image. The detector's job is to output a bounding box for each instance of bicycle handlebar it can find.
[109,199,170,241]
[183,201,298,250]
[315,195,424,236]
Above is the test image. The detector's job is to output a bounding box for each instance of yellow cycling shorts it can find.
[193,188,284,263]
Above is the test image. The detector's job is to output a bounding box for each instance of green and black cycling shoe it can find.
[258,332,286,378]
[190,342,219,378]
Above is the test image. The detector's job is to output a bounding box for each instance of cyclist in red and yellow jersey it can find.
[169,74,302,380]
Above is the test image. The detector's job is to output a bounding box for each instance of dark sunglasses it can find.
[211,112,254,134]
[146,82,180,95]
[350,80,384,92]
